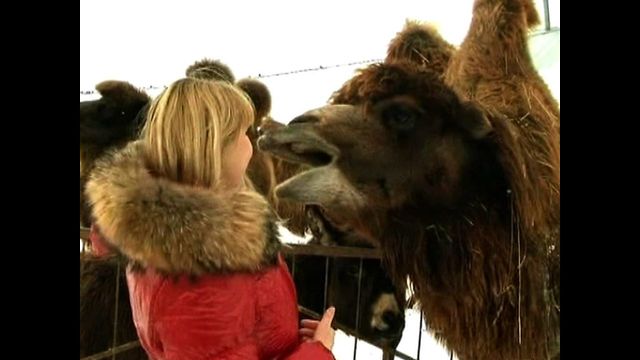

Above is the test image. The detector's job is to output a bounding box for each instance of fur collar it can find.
[85,141,281,275]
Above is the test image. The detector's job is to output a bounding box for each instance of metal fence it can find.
[80,227,454,360]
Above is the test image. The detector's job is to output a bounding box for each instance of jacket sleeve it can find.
[282,341,336,360]
[151,274,262,360]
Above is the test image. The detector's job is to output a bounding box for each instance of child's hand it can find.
[299,307,336,351]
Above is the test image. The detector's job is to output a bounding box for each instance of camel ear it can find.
[185,58,235,83]
[236,78,272,121]
[457,101,493,139]
[95,81,150,106]
[385,20,453,69]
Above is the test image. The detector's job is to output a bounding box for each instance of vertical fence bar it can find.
[111,259,121,360]
[323,256,329,310]
[259,243,426,360]
[353,257,364,360]
[543,0,551,31]
[416,311,423,360]
[80,239,86,276]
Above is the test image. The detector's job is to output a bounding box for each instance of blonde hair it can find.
[141,78,255,189]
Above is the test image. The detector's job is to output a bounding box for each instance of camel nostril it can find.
[376,310,405,335]
[382,310,397,325]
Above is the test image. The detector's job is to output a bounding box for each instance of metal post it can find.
[111,259,121,360]
[543,0,551,31]
[353,257,364,360]
[291,254,296,278]
[323,256,329,310]
[416,312,423,360]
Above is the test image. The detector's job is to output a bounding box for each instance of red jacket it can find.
[125,254,331,360]
[86,142,334,360]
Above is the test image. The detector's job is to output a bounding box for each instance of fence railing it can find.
[80,227,453,360]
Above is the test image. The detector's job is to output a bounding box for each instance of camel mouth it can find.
[341,324,403,351]
[367,333,404,350]
[257,127,339,167]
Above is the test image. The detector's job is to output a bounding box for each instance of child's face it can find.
[222,128,253,189]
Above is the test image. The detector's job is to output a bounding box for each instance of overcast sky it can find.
[81,0,559,123]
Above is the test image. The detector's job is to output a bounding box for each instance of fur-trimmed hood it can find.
[85,141,281,275]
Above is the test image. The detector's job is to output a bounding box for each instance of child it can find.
[86,78,335,359]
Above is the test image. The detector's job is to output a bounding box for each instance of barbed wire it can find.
[80,85,167,95]
[254,58,381,78]
[80,25,559,95]
[80,58,382,95]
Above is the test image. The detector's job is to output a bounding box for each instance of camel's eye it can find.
[384,105,416,131]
